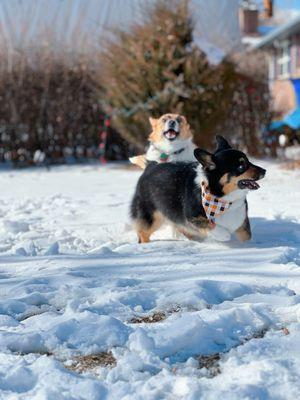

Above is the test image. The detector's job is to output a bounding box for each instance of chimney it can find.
[263,0,273,18]
[239,2,259,35]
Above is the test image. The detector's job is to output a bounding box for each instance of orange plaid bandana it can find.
[201,182,232,223]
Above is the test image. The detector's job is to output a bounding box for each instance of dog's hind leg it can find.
[134,211,165,243]
[176,227,198,241]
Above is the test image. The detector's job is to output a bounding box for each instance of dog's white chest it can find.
[208,201,247,242]
[216,200,246,233]
[146,141,196,163]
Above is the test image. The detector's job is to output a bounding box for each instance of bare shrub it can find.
[0,1,130,166]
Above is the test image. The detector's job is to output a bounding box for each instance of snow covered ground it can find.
[0,160,300,399]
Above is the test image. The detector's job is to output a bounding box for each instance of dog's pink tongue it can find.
[165,130,176,139]
[248,181,259,190]
[238,179,260,190]
[245,180,260,190]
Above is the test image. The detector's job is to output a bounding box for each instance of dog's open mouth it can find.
[238,179,260,190]
[164,129,179,141]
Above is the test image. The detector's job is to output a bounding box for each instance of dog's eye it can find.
[176,117,182,123]
[237,164,245,173]
[162,118,167,123]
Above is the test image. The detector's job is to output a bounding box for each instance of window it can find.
[277,40,291,79]
[268,55,276,83]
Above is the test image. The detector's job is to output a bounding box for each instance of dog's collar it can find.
[152,145,185,162]
[201,182,232,223]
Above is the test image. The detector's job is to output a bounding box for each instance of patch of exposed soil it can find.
[66,351,116,373]
[242,328,268,343]
[196,328,270,378]
[131,311,167,324]
[130,305,206,324]
[197,353,221,377]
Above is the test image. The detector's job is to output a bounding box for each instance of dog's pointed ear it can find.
[149,117,158,128]
[216,135,231,152]
[194,149,216,170]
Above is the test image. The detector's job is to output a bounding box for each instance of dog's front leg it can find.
[208,225,231,242]
[235,216,252,242]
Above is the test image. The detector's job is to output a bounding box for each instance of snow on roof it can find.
[252,13,300,49]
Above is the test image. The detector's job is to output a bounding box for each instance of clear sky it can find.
[255,0,300,10]
[275,0,300,9]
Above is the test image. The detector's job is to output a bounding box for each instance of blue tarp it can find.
[269,120,285,130]
[291,78,300,107]
[269,110,300,131]
[283,108,300,129]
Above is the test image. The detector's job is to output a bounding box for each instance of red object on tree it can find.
[99,116,111,164]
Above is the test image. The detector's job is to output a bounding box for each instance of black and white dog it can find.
[131,136,266,242]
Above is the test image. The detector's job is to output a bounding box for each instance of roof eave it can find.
[251,15,300,50]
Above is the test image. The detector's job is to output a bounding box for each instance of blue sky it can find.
[275,0,300,9]
[256,0,300,10]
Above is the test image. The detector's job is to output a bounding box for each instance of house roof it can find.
[252,14,300,49]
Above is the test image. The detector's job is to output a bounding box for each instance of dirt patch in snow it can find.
[130,311,167,324]
[197,353,221,377]
[196,328,270,378]
[66,351,116,373]
[242,328,268,343]
[130,305,202,324]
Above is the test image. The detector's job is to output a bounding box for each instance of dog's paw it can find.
[129,155,147,169]
[209,225,231,242]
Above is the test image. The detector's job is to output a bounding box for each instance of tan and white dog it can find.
[129,113,196,169]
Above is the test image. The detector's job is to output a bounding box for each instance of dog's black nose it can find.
[258,167,266,178]
[168,120,176,128]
